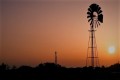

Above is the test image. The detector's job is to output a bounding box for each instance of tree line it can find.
[0,62,120,80]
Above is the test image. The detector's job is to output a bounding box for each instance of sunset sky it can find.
[0,0,120,67]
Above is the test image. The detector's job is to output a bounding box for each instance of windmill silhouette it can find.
[86,3,103,67]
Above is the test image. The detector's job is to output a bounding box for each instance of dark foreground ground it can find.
[0,63,120,80]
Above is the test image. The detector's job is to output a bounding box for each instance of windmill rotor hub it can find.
[91,12,98,24]
[93,12,98,19]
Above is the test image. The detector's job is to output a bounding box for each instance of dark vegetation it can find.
[0,63,120,80]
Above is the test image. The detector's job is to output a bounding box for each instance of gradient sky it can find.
[0,0,120,67]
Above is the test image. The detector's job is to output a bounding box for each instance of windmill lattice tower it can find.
[86,3,103,67]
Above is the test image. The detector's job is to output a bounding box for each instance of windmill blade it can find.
[97,21,101,27]
[90,20,93,26]
[98,10,102,15]
[87,15,91,18]
[88,18,91,22]
[97,7,101,13]
[98,14,103,23]
[96,21,99,27]
[87,12,91,15]
[90,4,98,12]
[95,22,96,28]
[96,4,99,11]
[90,4,95,10]
[97,21,100,26]
[95,21,98,28]
[88,8,92,12]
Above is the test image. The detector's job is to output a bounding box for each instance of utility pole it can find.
[55,51,57,64]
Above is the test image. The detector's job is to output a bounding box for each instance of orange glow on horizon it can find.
[0,0,120,67]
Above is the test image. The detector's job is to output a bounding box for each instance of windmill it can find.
[86,3,103,67]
